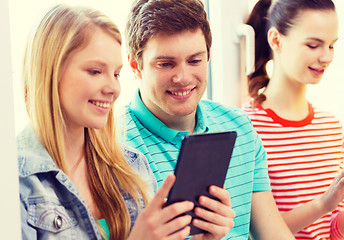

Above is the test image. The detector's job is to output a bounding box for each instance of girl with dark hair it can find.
[243,0,344,239]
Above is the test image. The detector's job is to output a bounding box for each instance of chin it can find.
[171,107,197,117]
[308,78,322,85]
[87,121,108,130]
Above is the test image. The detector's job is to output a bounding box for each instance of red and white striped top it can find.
[243,102,344,240]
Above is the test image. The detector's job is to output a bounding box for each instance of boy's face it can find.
[133,28,208,126]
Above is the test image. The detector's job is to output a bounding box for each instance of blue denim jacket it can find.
[17,125,158,240]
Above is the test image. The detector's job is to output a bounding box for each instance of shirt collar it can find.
[194,102,209,133]
[130,89,209,143]
[130,89,181,143]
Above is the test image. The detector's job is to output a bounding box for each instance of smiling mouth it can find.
[309,67,324,73]
[89,100,111,108]
[170,90,191,96]
[167,88,195,96]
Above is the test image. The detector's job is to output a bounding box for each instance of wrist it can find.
[316,195,332,214]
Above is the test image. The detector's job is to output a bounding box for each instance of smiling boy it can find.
[124,0,295,239]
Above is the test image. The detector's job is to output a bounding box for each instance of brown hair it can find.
[125,0,212,69]
[246,0,335,105]
[23,4,148,239]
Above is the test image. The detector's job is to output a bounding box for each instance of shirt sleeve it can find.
[137,150,158,200]
[331,211,344,240]
[252,127,271,192]
[331,126,344,239]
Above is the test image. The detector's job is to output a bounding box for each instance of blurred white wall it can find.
[0,0,21,238]
[307,1,344,124]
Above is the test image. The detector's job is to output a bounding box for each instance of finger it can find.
[209,185,231,207]
[337,174,344,189]
[198,194,232,219]
[194,205,234,226]
[334,170,344,184]
[166,226,191,240]
[160,200,194,223]
[157,214,192,237]
[147,174,176,209]
[192,217,233,238]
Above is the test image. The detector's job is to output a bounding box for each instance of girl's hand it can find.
[319,170,344,213]
[128,175,194,240]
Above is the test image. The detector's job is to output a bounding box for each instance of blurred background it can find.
[9,0,344,134]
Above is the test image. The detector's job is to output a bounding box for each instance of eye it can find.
[87,69,101,75]
[157,62,174,68]
[306,44,318,49]
[114,73,120,79]
[188,59,202,65]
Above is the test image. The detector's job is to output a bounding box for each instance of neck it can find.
[63,126,86,174]
[63,126,101,219]
[262,73,309,120]
[164,113,196,133]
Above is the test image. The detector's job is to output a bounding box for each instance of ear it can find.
[128,54,142,79]
[267,27,282,52]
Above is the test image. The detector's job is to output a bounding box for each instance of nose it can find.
[172,63,191,85]
[102,74,121,100]
[319,47,334,65]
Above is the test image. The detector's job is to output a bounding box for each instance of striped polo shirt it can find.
[124,90,271,239]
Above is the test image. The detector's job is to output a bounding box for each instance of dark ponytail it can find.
[246,0,272,105]
[246,0,335,105]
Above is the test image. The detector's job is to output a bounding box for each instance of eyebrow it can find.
[83,60,108,68]
[306,37,338,44]
[154,51,207,61]
[84,60,123,70]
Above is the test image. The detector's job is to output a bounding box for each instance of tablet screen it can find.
[165,131,237,235]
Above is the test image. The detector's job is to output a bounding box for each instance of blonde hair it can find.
[23,4,148,239]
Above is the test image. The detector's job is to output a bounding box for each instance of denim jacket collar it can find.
[17,124,60,177]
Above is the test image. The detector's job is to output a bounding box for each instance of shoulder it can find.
[17,125,57,177]
[123,145,145,165]
[122,145,152,175]
[124,103,141,132]
[312,105,342,122]
[122,145,158,196]
[199,100,252,128]
[311,105,344,135]
[241,101,254,112]
[241,101,262,115]
[199,101,261,147]
[201,100,250,117]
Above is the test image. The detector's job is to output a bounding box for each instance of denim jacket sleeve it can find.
[20,200,34,240]
[123,145,158,200]
[18,125,158,239]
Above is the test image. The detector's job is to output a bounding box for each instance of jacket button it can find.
[54,215,63,229]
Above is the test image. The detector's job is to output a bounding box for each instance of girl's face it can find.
[59,27,122,132]
[274,10,338,86]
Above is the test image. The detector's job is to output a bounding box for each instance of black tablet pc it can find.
[165,131,237,235]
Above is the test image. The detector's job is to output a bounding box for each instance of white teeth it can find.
[171,90,190,96]
[92,101,110,108]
